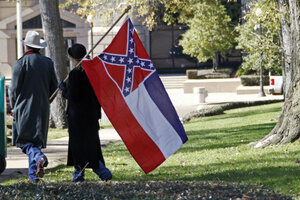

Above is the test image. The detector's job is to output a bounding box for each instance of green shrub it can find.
[240,75,269,86]
[236,67,257,77]
[216,68,234,75]
[186,70,198,79]
[269,66,283,76]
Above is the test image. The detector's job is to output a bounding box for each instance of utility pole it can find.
[87,15,94,58]
[16,0,23,58]
[258,20,265,97]
[255,8,266,97]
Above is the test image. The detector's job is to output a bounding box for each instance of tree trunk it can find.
[39,0,67,128]
[250,0,300,148]
[212,51,219,72]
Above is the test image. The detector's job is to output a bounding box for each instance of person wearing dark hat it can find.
[58,43,112,182]
[9,30,58,182]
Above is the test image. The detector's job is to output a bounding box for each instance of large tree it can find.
[178,1,235,71]
[251,0,300,148]
[235,0,282,76]
[61,0,163,30]
[39,0,68,128]
[62,0,239,71]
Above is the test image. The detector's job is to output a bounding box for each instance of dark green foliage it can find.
[240,75,269,86]
[186,69,198,79]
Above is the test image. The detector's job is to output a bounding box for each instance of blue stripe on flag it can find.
[144,72,188,144]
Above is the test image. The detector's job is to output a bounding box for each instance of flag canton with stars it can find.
[98,19,155,97]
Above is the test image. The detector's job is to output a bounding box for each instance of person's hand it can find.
[58,81,66,91]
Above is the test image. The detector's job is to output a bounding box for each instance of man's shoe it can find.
[93,161,112,181]
[36,155,48,179]
[99,168,112,181]
[72,166,85,183]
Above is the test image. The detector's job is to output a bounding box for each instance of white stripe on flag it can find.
[125,83,183,159]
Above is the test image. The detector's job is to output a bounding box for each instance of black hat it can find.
[68,43,87,60]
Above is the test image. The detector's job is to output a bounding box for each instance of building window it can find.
[21,15,76,29]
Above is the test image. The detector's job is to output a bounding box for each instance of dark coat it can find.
[62,66,104,169]
[9,52,58,148]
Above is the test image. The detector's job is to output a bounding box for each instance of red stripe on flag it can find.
[104,21,128,55]
[105,63,125,90]
[133,31,150,59]
[83,58,165,174]
[131,67,151,92]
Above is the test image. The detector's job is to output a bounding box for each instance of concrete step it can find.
[159,74,187,89]
[163,85,185,89]
[184,78,241,93]
[236,85,271,95]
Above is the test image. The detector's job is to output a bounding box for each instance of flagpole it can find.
[50,5,132,102]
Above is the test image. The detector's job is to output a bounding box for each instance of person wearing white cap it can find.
[9,30,58,182]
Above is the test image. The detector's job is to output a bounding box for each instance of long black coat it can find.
[9,52,58,148]
[62,66,104,169]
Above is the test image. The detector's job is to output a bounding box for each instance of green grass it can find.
[47,128,68,140]
[6,122,111,142]
[4,102,300,198]
[46,121,112,140]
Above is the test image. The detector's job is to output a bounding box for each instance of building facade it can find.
[0,0,90,79]
[0,1,152,80]
[0,1,243,79]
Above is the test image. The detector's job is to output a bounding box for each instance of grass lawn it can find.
[3,102,300,198]
[6,120,111,141]
[46,121,112,140]
[47,128,68,140]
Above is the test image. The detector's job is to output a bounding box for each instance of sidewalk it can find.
[0,89,283,183]
[0,129,121,183]
[166,89,284,120]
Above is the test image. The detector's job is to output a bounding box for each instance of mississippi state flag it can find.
[82,18,188,174]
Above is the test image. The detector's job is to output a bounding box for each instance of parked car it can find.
[268,76,283,94]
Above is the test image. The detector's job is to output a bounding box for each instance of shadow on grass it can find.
[107,151,300,197]
[104,142,129,155]
[103,121,277,155]
[103,122,278,166]
[46,164,69,173]
[188,104,282,124]
[179,122,276,152]
[157,165,300,194]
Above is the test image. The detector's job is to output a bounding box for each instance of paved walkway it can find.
[167,89,283,120]
[0,88,283,183]
[0,129,121,183]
